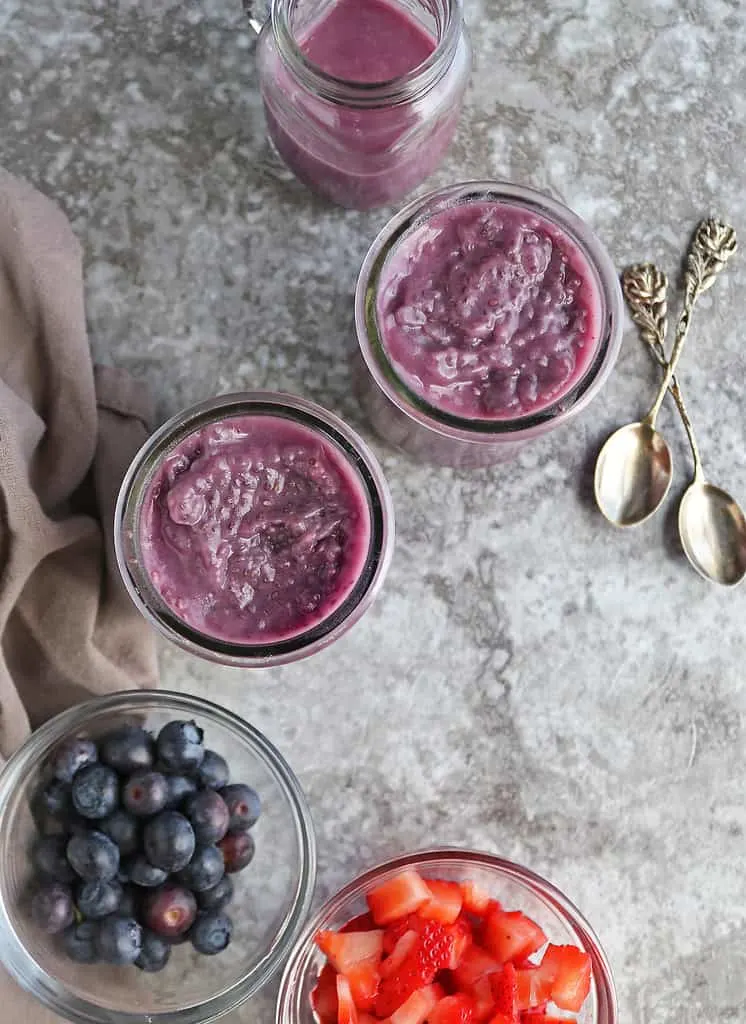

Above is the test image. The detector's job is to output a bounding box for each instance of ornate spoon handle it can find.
[622,263,704,480]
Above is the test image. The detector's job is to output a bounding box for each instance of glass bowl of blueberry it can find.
[0,690,317,1023]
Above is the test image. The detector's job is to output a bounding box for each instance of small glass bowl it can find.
[355,181,624,467]
[115,392,395,667]
[0,690,317,1024]
[277,848,617,1024]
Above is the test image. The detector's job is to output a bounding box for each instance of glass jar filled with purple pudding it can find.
[254,0,471,210]
[355,181,624,467]
[115,393,394,666]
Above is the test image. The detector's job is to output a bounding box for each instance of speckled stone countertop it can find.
[2,1,746,1022]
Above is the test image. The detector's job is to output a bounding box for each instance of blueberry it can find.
[196,874,234,913]
[99,726,154,774]
[135,929,172,972]
[190,911,232,955]
[62,921,99,963]
[196,750,230,790]
[77,879,123,919]
[122,771,168,817]
[143,812,195,872]
[31,778,73,834]
[220,784,261,832]
[217,831,255,874]
[163,774,198,810]
[100,809,140,857]
[52,738,98,784]
[156,720,204,774]
[31,883,74,934]
[118,885,139,918]
[32,836,77,884]
[71,763,119,819]
[142,884,197,938]
[67,831,120,882]
[96,915,143,965]
[183,790,229,846]
[176,845,224,892]
[126,855,168,888]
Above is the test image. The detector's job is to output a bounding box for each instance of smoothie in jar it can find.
[375,199,604,422]
[139,415,372,645]
[257,0,471,210]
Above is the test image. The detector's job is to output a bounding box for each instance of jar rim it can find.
[269,0,464,108]
[355,180,624,444]
[114,391,395,667]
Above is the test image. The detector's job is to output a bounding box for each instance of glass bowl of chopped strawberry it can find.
[276,849,616,1024]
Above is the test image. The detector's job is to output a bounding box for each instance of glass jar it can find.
[354,181,624,467]
[115,392,395,667]
[276,848,618,1024]
[253,0,472,210]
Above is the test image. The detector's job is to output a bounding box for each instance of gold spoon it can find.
[623,262,746,586]
[594,218,737,528]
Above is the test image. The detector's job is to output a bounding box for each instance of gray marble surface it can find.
[3,0,746,1022]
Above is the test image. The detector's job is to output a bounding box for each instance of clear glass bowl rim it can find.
[114,391,396,668]
[355,180,624,444]
[276,847,618,1024]
[0,689,318,1024]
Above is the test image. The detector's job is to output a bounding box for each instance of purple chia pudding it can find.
[139,415,372,645]
[376,199,603,421]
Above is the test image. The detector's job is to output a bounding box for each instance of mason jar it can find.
[251,0,472,210]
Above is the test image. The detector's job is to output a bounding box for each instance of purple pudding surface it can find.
[139,416,371,645]
[301,0,435,83]
[376,200,603,421]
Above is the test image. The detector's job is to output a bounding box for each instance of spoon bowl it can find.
[594,421,673,527]
[678,481,746,586]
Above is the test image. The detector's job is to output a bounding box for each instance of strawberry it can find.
[383,915,419,954]
[452,945,501,989]
[344,962,380,1011]
[381,931,419,979]
[357,1015,377,1024]
[468,976,496,1022]
[429,993,477,1024]
[390,984,444,1024]
[519,1018,567,1024]
[311,964,338,1024]
[418,880,464,925]
[460,882,493,917]
[341,913,377,933]
[482,910,547,964]
[337,976,359,1024]
[489,964,518,1020]
[367,870,432,926]
[375,921,466,1017]
[315,930,384,975]
[488,1015,517,1024]
[514,968,552,1011]
[537,944,591,1013]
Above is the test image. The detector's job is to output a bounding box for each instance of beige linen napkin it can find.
[0,167,159,1019]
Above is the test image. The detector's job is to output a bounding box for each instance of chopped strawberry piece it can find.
[429,993,476,1024]
[452,945,501,989]
[367,870,432,926]
[538,944,591,1013]
[357,1015,377,1024]
[460,882,493,917]
[337,976,359,1024]
[315,930,384,975]
[490,964,518,1019]
[312,964,338,1024]
[390,984,444,1024]
[488,1014,517,1024]
[419,880,464,925]
[468,976,497,1022]
[381,931,419,979]
[341,913,377,933]
[375,921,463,1017]
[383,915,418,954]
[344,962,380,1011]
[519,1017,566,1024]
[482,910,547,964]
[514,968,552,1011]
